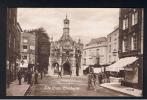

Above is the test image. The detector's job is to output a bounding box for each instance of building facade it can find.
[49,16,83,76]
[119,8,144,89]
[82,37,107,68]
[20,31,36,71]
[107,27,119,65]
[6,8,22,82]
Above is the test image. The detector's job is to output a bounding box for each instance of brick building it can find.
[6,8,22,82]
[119,8,144,89]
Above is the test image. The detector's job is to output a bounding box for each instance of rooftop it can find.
[86,37,107,46]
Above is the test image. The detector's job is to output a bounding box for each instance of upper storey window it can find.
[122,16,128,30]
[132,9,138,26]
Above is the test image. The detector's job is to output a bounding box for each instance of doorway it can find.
[63,62,71,75]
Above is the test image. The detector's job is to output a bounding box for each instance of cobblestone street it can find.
[26,75,129,96]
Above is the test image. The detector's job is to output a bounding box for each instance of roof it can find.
[86,37,107,46]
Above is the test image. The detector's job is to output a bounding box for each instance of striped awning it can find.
[106,57,138,72]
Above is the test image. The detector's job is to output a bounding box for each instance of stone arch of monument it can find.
[52,62,59,74]
[63,61,71,75]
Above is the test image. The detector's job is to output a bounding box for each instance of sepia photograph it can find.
[6,8,143,97]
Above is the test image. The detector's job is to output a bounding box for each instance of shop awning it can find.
[106,57,138,72]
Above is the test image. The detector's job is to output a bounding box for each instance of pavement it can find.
[6,78,30,96]
[100,82,142,97]
[26,75,129,96]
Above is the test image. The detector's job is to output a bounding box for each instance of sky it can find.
[18,8,119,43]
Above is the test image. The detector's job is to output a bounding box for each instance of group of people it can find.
[17,63,43,85]
[17,68,39,85]
[87,66,110,90]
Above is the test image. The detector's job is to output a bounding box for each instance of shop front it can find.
[122,57,143,89]
[106,57,138,76]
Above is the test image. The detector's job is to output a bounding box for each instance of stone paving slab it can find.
[100,82,142,97]
[6,78,30,96]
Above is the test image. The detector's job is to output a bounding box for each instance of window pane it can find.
[23,45,27,49]
[132,13,135,25]
[23,39,28,43]
[134,12,138,24]
[30,46,35,50]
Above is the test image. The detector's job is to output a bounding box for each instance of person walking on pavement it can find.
[106,71,110,83]
[17,70,22,85]
[58,66,62,78]
[34,70,39,84]
[24,70,28,82]
[27,68,33,85]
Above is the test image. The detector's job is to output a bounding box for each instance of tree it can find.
[30,27,50,74]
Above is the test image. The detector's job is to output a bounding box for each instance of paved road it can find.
[26,75,129,96]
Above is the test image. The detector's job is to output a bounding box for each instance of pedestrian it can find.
[17,70,22,85]
[27,68,32,85]
[34,70,39,84]
[58,67,62,78]
[87,66,96,90]
[6,69,11,88]
[98,73,102,84]
[24,70,28,82]
[106,71,110,83]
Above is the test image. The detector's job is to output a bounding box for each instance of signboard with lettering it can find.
[20,60,28,68]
